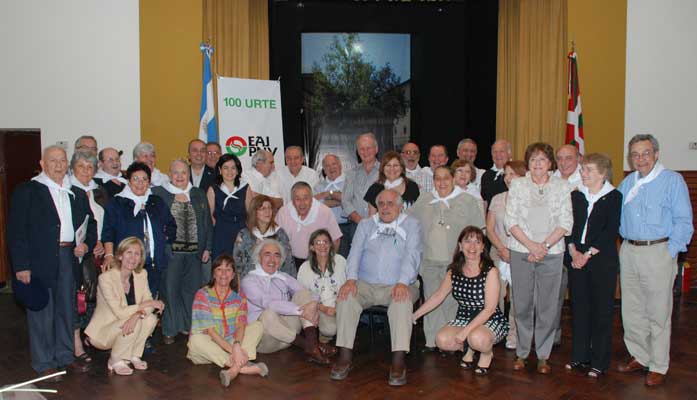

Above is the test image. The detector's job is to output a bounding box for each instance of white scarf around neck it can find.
[220,182,247,208]
[624,162,665,205]
[94,169,127,184]
[384,177,404,189]
[429,185,464,208]
[116,185,152,217]
[69,174,99,193]
[579,181,615,243]
[491,164,505,179]
[323,174,345,192]
[289,198,321,232]
[150,168,169,187]
[32,173,74,197]
[369,213,408,241]
[163,181,193,201]
[252,225,281,241]
[248,263,286,281]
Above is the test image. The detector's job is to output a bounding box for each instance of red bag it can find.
[77,286,87,315]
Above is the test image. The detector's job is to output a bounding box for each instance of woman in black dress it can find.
[414,226,508,374]
[364,151,419,215]
[565,153,622,378]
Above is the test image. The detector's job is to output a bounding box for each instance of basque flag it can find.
[566,51,584,154]
[199,43,218,143]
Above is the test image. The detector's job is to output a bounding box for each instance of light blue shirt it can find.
[618,169,693,258]
[346,214,422,285]
[314,178,348,224]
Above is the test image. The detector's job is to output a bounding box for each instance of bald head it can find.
[40,145,68,184]
[491,140,512,168]
[556,144,580,179]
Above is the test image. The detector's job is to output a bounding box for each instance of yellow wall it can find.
[567,0,627,184]
[140,0,202,170]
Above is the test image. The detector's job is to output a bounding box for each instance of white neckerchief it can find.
[163,181,193,201]
[150,168,169,187]
[248,263,287,281]
[94,169,127,184]
[579,181,615,243]
[69,174,99,193]
[369,213,408,241]
[220,182,247,208]
[116,185,155,259]
[323,174,345,192]
[252,225,281,241]
[289,198,320,232]
[553,164,582,189]
[429,186,464,208]
[624,162,665,205]
[32,173,75,197]
[491,164,505,179]
[384,177,404,189]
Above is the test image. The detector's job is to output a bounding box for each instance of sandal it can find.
[587,368,604,378]
[75,352,92,364]
[130,357,148,370]
[460,359,475,369]
[108,360,134,376]
[474,366,490,375]
[565,361,589,371]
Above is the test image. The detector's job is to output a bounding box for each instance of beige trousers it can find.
[336,281,419,352]
[319,311,337,338]
[421,265,458,347]
[186,321,263,367]
[257,289,315,354]
[619,241,677,374]
[89,314,158,361]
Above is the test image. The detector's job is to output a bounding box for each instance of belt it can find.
[58,241,74,247]
[627,237,668,246]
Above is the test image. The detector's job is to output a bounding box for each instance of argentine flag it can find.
[199,43,218,143]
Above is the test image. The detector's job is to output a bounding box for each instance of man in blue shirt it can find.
[616,134,693,387]
[330,189,423,386]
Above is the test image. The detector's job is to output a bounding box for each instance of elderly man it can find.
[400,142,427,190]
[341,133,381,247]
[8,145,97,380]
[315,154,351,257]
[616,134,693,387]
[94,147,126,197]
[242,150,283,209]
[74,135,98,156]
[206,142,222,169]
[278,146,320,204]
[276,182,342,266]
[554,144,582,189]
[133,142,169,187]
[420,144,449,193]
[188,139,215,193]
[456,138,485,190]
[480,139,512,208]
[331,189,423,386]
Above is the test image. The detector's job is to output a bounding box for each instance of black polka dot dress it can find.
[448,268,509,344]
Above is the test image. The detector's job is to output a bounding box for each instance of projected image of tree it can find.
[302,33,411,170]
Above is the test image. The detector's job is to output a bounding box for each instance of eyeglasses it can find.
[207,151,221,156]
[630,150,654,160]
[401,150,419,156]
[76,145,97,151]
[377,200,397,208]
[313,239,330,246]
[130,176,150,183]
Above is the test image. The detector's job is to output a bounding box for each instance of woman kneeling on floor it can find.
[187,255,268,387]
[413,226,509,374]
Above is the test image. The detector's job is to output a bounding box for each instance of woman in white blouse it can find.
[296,229,347,340]
[504,142,572,375]
[451,160,485,213]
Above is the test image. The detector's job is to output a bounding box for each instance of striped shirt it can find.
[191,287,247,341]
[341,161,380,219]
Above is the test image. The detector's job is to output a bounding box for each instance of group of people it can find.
[7,131,692,389]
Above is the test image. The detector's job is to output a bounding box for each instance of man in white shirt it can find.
[242,150,283,209]
[553,144,582,189]
[278,146,320,204]
[420,144,449,193]
[188,139,215,193]
[480,139,512,208]
[133,142,169,187]
[456,138,485,190]
[400,142,427,190]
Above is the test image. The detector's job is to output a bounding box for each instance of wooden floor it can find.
[1,292,697,400]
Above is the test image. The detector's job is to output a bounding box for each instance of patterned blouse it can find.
[191,287,246,342]
[233,227,297,278]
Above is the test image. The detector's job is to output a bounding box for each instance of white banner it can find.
[217,77,285,172]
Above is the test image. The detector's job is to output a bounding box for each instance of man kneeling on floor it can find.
[330,189,423,386]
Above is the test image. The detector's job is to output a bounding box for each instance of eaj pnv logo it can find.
[225,136,247,157]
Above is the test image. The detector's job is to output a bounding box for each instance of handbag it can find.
[81,254,102,303]
[76,286,87,315]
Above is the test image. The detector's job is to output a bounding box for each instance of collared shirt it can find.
[618,168,693,258]
[553,164,582,190]
[406,165,429,191]
[420,166,434,193]
[191,167,203,187]
[341,161,380,219]
[190,287,246,341]
[346,214,422,285]
[275,202,343,259]
[277,165,320,204]
[240,271,309,323]
[39,175,76,242]
[473,167,485,192]
[242,168,282,199]
[315,177,348,224]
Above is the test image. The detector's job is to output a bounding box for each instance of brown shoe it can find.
[318,342,337,357]
[537,360,551,374]
[617,357,648,373]
[67,357,91,373]
[388,365,407,386]
[162,335,175,345]
[39,368,65,383]
[306,347,331,365]
[513,357,527,371]
[645,372,666,387]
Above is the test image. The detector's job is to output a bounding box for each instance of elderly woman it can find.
[68,150,110,366]
[102,162,177,297]
[85,237,164,375]
[414,227,509,374]
[207,153,251,259]
[505,142,573,374]
[565,154,622,378]
[451,159,483,201]
[153,159,213,344]
[187,255,268,387]
[233,195,296,278]
[364,151,420,215]
[240,238,335,364]
[486,160,527,350]
[408,166,485,350]
[132,142,169,187]
[296,229,347,341]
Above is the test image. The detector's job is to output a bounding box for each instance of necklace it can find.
[533,178,549,195]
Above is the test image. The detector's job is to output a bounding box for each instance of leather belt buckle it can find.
[627,237,668,246]
[58,241,74,247]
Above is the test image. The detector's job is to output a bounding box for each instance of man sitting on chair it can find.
[330,189,422,386]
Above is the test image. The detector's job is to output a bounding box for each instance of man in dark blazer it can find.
[94,147,126,198]
[480,139,512,209]
[188,139,216,193]
[8,145,97,381]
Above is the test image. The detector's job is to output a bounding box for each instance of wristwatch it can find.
[543,242,551,249]
[585,249,593,257]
